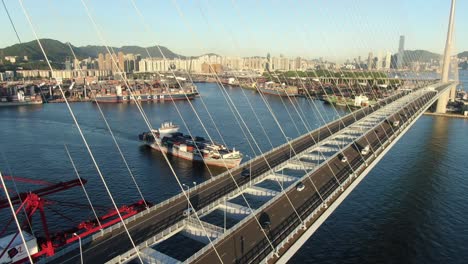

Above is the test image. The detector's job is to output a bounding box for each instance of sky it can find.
[0,0,466,61]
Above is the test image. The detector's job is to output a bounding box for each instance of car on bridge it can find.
[339,154,348,163]
[183,207,195,217]
[241,168,251,178]
[260,212,271,230]
[361,145,370,155]
[296,182,305,191]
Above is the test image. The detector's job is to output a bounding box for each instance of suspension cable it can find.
[79,0,229,261]
[0,171,34,263]
[17,0,144,262]
[133,0,295,255]
[64,144,102,228]
[65,42,149,209]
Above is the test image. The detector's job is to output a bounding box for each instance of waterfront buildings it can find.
[135,53,330,74]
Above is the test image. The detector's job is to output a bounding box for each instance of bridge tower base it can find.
[449,85,456,102]
[433,82,457,113]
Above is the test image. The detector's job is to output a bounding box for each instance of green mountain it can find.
[401,50,442,63]
[458,51,468,58]
[394,50,468,63]
[0,39,184,63]
[78,45,185,59]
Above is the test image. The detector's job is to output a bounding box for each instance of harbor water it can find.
[0,72,467,263]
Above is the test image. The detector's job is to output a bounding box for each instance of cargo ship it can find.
[139,122,243,168]
[257,81,298,97]
[93,85,197,103]
[0,90,43,107]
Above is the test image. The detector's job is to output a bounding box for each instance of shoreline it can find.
[423,111,468,119]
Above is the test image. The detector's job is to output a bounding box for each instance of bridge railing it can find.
[183,86,437,263]
[263,86,445,262]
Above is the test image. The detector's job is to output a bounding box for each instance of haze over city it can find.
[0,0,467,61]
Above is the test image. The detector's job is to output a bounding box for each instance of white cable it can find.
[0,171,34,264]
[64,144,102,228]
[168,0,296,254]
[179,0,348,243]
[335,2,422,134]
[66,42,149,209]
[17,1,144,262]
[79,0,226,262]
[133,0,295,256]
[190,1,336,218]
[0,152,35,235]
[223,0,340,201]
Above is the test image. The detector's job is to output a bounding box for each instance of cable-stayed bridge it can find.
[0,0,461,263]
[44,1,460,262]
[40,80,456,264]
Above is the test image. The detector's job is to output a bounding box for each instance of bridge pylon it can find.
[435,0,456,113]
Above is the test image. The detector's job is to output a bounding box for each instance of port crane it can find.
[0,174,149,263]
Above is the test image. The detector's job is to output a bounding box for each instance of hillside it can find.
[0,39,87,62]
[78,45,185,59]
[0,39,184,63]
[400,50,441,63]
[458,51,468,58]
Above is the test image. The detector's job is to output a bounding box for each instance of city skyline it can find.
[0,0,467,62]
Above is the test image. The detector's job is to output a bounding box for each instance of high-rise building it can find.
[376,52,383,70]
[266,53,271,71]
[385,52,392,69]
[105,53,112,71]
[73,58,81,70]
[294,57,301,70]
[135,54,141,72]
[367,52,374,70]
[397,35,405,69]
[118,52,125,71]
[65,57,72,71]
[98,53,105,70]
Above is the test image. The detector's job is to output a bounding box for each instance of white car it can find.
[340,155,347,163]
[361,145,370,155]
[296,182,305,192]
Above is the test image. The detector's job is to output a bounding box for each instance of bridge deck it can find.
[44,82,454,264]
[186,83,452,264]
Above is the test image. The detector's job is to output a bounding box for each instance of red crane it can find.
[0,175,150,263]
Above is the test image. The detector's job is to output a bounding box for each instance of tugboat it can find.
[139,122,243,168]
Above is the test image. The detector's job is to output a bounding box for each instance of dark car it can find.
[259,212,271,229]
[241,168,250,178]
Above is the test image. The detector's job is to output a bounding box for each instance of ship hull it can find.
[146,143,242,169]
[0,101,43,107]
[94,93,196,103]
